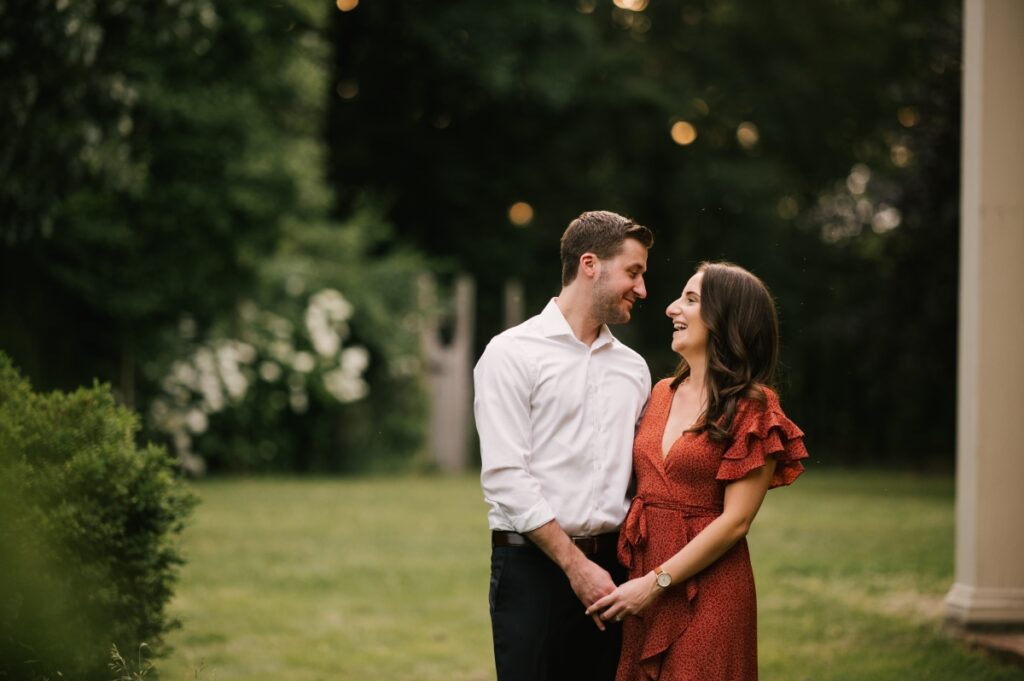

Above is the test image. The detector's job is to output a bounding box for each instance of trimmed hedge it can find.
[0,354,196,680]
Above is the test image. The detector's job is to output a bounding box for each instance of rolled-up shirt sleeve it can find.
[474,336,555,533]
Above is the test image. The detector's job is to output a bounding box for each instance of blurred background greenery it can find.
[0,1,992,678]
[0,0,961,474]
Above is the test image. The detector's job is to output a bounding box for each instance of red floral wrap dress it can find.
[615,379,808,681]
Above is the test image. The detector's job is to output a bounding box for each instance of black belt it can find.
[491,530,619,557]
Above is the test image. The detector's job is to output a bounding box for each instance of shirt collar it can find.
[539,298,617,350]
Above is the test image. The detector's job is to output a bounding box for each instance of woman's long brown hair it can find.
[671,261,780,443]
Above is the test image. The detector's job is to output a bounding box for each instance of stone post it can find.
[419,274,475,473]
[503,278,525,330]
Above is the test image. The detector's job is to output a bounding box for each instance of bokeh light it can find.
[897,106,920,128]
[736,121,759,149]
[336,79,359,100]
[872,205,902,233]
[846,164,871,195]
[508,202,534,226]
[614,0,649,11]
[670,120,697,145]
[891,143,911,167]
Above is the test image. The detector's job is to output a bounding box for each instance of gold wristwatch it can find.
[654,565,672,589]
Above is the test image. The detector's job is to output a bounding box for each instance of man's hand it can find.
[565,553,617,630]
[524,520,618,630]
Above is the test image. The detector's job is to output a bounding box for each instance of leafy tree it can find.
[0,1,323,401]
[1,1,431,471]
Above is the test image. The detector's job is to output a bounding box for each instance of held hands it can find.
[565,555,617,631]
[585,571,662,624]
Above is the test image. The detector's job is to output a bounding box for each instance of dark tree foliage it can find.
[1,2,429,473]
[0,1,316,400]
[328,0,961,466]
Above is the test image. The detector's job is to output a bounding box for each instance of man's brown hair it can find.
[559,210,654,286]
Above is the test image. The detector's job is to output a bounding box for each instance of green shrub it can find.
[0,353,197,680]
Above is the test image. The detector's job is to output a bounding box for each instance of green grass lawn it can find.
[159,471,1023,681]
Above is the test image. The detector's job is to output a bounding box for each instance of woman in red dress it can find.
[587,261,807,681]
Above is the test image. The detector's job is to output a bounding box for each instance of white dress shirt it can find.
[474,299,651,537]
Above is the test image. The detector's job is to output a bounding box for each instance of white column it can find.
[945,0,1024,627]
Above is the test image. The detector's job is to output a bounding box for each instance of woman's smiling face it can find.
[666,271,707,356]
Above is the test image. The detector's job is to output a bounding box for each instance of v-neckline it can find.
[660,381,706,461]
[660,382,684,461]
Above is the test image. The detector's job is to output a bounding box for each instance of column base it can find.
[945,583,1024,628]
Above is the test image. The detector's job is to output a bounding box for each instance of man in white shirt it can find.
[474,210,653,681]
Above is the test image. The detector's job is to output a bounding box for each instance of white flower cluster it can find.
[151,288,369,471]
[305,289,353,357]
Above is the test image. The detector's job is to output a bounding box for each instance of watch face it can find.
[656,572,671,588]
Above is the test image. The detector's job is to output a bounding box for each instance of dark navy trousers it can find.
[489,543,627,681]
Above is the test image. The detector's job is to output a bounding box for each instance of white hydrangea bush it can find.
[151,288,369,473]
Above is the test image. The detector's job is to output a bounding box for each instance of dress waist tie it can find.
[618,496,724,603]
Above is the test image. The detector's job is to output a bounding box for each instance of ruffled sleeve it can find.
[716,387,808,488]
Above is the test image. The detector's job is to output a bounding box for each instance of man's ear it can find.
[579,253,600,280]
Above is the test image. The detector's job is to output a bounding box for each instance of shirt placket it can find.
[584,352,603,536]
